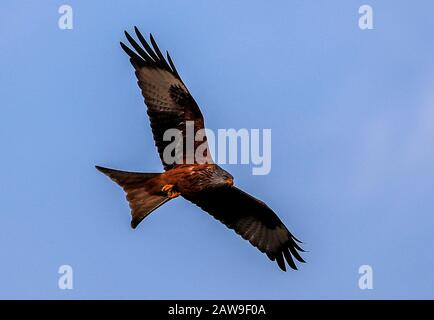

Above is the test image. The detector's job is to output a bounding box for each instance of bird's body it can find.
[96,28,305,271]
[145,163,233,197]
[166,164,234,195]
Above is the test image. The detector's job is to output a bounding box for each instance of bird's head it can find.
[214,165,234,187]
[225,176,234,186]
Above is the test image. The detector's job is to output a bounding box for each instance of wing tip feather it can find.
[121,27,182,81]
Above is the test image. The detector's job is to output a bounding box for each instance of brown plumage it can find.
[96,27,305,271]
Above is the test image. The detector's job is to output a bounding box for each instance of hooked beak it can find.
[225,178,234,186]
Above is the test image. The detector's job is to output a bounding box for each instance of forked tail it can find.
[95,166,169,228]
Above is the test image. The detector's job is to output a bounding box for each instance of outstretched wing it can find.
[183,186,305,271]
[120,27,213,170]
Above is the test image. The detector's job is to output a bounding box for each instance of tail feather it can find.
[95,165,169,228]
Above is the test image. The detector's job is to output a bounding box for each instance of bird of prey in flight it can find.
[96,27,305,271]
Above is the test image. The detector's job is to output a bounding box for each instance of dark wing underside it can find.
[120,27,213,170]
[183,186,305,271]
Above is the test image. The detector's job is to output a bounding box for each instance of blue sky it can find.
[0,0,433,299]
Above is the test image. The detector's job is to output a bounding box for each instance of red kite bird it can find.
[96,27,305,271]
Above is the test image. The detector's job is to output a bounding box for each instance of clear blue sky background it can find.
[1,0,433,299]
